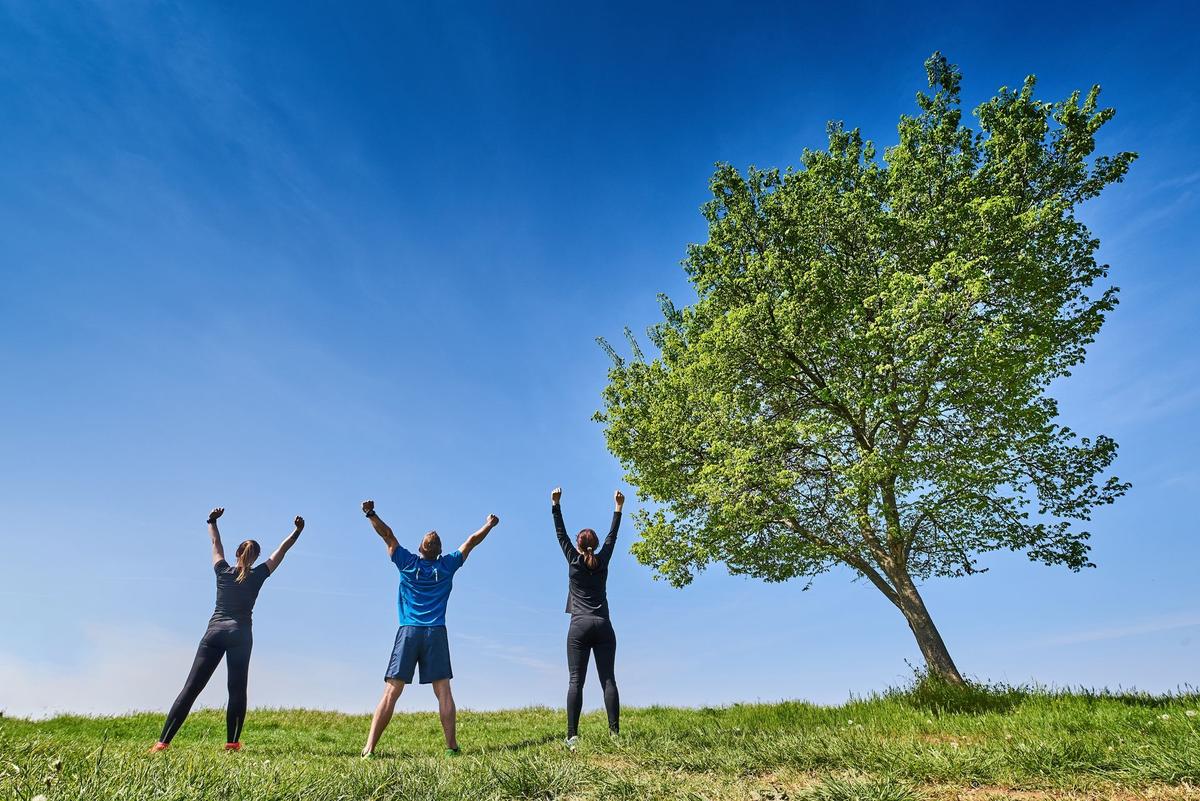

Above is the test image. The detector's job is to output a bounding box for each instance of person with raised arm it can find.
[360,499,499,758]
[551,487,624,748]
[151,507,304,752]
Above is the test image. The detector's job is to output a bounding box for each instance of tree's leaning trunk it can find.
[888,571,965,685]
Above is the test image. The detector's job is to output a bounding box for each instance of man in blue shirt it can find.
[360,499,500,758]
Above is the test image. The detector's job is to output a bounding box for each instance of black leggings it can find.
[158,623,253,744]
[566,615,619,737]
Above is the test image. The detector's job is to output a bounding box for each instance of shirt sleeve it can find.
[214,559,229,574]
[390,544,416,570]
[254,562,272,581]
[553,505,576,563]
[442,550,465,573]
[599,511,621,564]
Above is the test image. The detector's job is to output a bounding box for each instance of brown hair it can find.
[577,528,599,570]
[419,531,442,561]
[235,540,260,583]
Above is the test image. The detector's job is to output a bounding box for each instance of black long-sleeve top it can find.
[553,504,621,618]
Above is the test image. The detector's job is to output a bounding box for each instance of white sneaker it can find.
[565,736,579,751]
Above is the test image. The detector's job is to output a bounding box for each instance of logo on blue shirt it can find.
[390,546,465,627]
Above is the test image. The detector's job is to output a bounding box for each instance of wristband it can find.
[207,517,218,525]
[365,510,377,519]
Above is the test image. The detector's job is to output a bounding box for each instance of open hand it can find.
[614,490,625,511]
[209,507,225,522]
[294,516,305,532]
[362,500,375,515]
[551,487,562,505]
[486,513,500,528]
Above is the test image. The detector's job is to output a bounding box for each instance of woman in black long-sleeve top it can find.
[551,486,624,747]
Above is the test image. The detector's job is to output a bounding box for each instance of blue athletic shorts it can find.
[385,625,452,684]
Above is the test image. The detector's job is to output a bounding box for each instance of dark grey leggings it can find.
[158,623,253,744]
[566,615,619,737]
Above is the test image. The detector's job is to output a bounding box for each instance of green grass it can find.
[3,680,1198,800]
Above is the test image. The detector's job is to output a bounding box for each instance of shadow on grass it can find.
[483,732,563,753]
[883,672,1199,715]
[1068,688,1198,709]
[883,673,1028,715]
[266,732,563,760]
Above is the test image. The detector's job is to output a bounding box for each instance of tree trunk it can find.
[889,571,965,685]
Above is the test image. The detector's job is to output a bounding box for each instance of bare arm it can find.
[362,500,400,556]
[208,507,226,566]
[265,516,304,573]
[599,490,624,562]
[460,514,500,562]
[551,487,575,562]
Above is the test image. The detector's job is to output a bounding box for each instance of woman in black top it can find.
[551,487,623,746]
[151,507,303,752]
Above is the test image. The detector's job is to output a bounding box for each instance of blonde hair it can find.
[419,531,442,560]
[234,540,260,583]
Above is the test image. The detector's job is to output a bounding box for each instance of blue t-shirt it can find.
[390,545,465,627]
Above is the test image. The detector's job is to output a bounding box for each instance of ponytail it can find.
[576,529,600,570]
[234,540,260,583]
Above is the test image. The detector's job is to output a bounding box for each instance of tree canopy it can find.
[596,53,1135,682]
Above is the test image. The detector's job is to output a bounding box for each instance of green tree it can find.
[596,54,1134,683]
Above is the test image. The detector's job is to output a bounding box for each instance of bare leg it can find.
[431,679,457,750]
[363,679,404,755]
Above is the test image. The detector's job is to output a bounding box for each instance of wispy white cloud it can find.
[0,623,376,720]
[1152,169,1200,192]
[1071,357,1200,430]
[1045,612,1200,646]
[0,621,569,720]
[1105,188,1197,249]
[456,632,558,674]
[1163,470,1200,490]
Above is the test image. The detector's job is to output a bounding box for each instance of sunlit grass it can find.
[3,679,1198,800]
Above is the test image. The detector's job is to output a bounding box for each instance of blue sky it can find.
[1,0,1197,718]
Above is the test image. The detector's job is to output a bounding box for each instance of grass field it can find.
[3,680,1198,800]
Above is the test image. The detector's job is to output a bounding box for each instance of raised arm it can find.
[598,490,624,562]
[265,516,304,573]
[460,514,499,561]
[551,487,575,562]
[208,507,226,566]
[362,500,400,556]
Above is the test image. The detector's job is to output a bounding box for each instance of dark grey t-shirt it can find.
[209,559,271,626]
[553,506,621,618]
